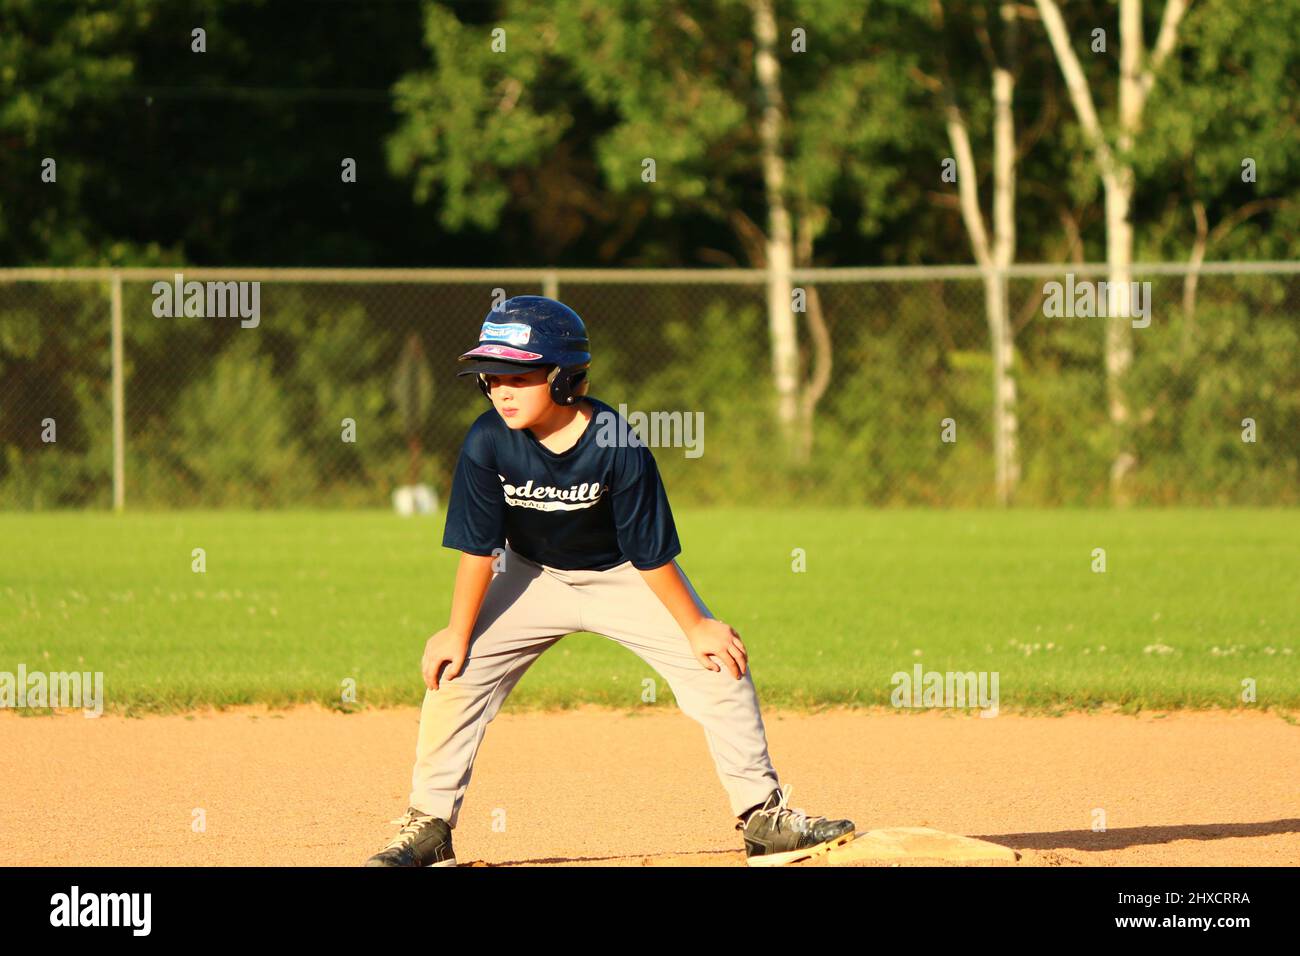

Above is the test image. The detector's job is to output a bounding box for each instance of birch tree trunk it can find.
[1035,0,1190,505]
[991,59,1020,504]
[944,32,1020,505]
[1103,169,1137,499]
[1105,0,1143,500]
[751,0,800,456]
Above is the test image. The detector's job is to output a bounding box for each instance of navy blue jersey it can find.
[441,397,681,571]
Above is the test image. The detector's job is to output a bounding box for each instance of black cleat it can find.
[737,785,856,867]
[365,807,458,867]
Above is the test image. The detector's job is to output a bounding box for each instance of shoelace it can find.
[749,784,823,832]
[383,812,435,851]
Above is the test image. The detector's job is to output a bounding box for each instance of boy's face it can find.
[483,366,555,429]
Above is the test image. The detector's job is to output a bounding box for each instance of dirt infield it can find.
[2,705,1296,867]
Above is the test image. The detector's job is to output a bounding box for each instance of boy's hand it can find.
[686,618,748,680]
[422,627,471,691]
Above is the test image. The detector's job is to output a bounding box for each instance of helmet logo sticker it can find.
[479,322,532,346]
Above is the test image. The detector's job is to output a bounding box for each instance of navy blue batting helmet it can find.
[456,296,591,406]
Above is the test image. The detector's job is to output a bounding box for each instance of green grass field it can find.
[2,509,1297,715]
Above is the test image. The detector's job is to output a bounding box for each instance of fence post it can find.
[989,264,1010,507]
[543,270,559,300]
[111,272,125,512]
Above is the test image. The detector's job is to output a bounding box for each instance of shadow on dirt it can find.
[976,819,1300,852]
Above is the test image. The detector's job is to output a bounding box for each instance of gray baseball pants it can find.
[408,544,781,827]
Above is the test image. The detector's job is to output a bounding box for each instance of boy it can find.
[366,296,855,867]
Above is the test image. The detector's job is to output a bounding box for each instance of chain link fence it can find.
[2,264,1297,510]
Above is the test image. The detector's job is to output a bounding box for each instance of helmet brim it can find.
[455,358,549,377]
[455,342,550,378]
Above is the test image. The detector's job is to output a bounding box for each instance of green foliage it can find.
[3,443,108,510]
[795,279,992,505]
[5,275,1297,509]
[0,0,160,261]
[387,2,570,231]
[1138,0,1300,261]
[1124,276,1300,504]
[625,298,784,503]
[387,0,945,263]
[171,336,315,508]
[3,1,1299,511]
[0,280,116,508]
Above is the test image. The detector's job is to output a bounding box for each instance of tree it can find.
[1034,0,1192,504]
[1136,0,1300,310]
[0,0,158,262]
[388,0,929,459]
[913,1,1028,504]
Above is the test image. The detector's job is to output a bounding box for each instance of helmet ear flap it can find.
[546,364,589,406]
[476,373,491,398]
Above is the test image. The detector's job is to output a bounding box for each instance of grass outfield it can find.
[1,509,1297,715]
